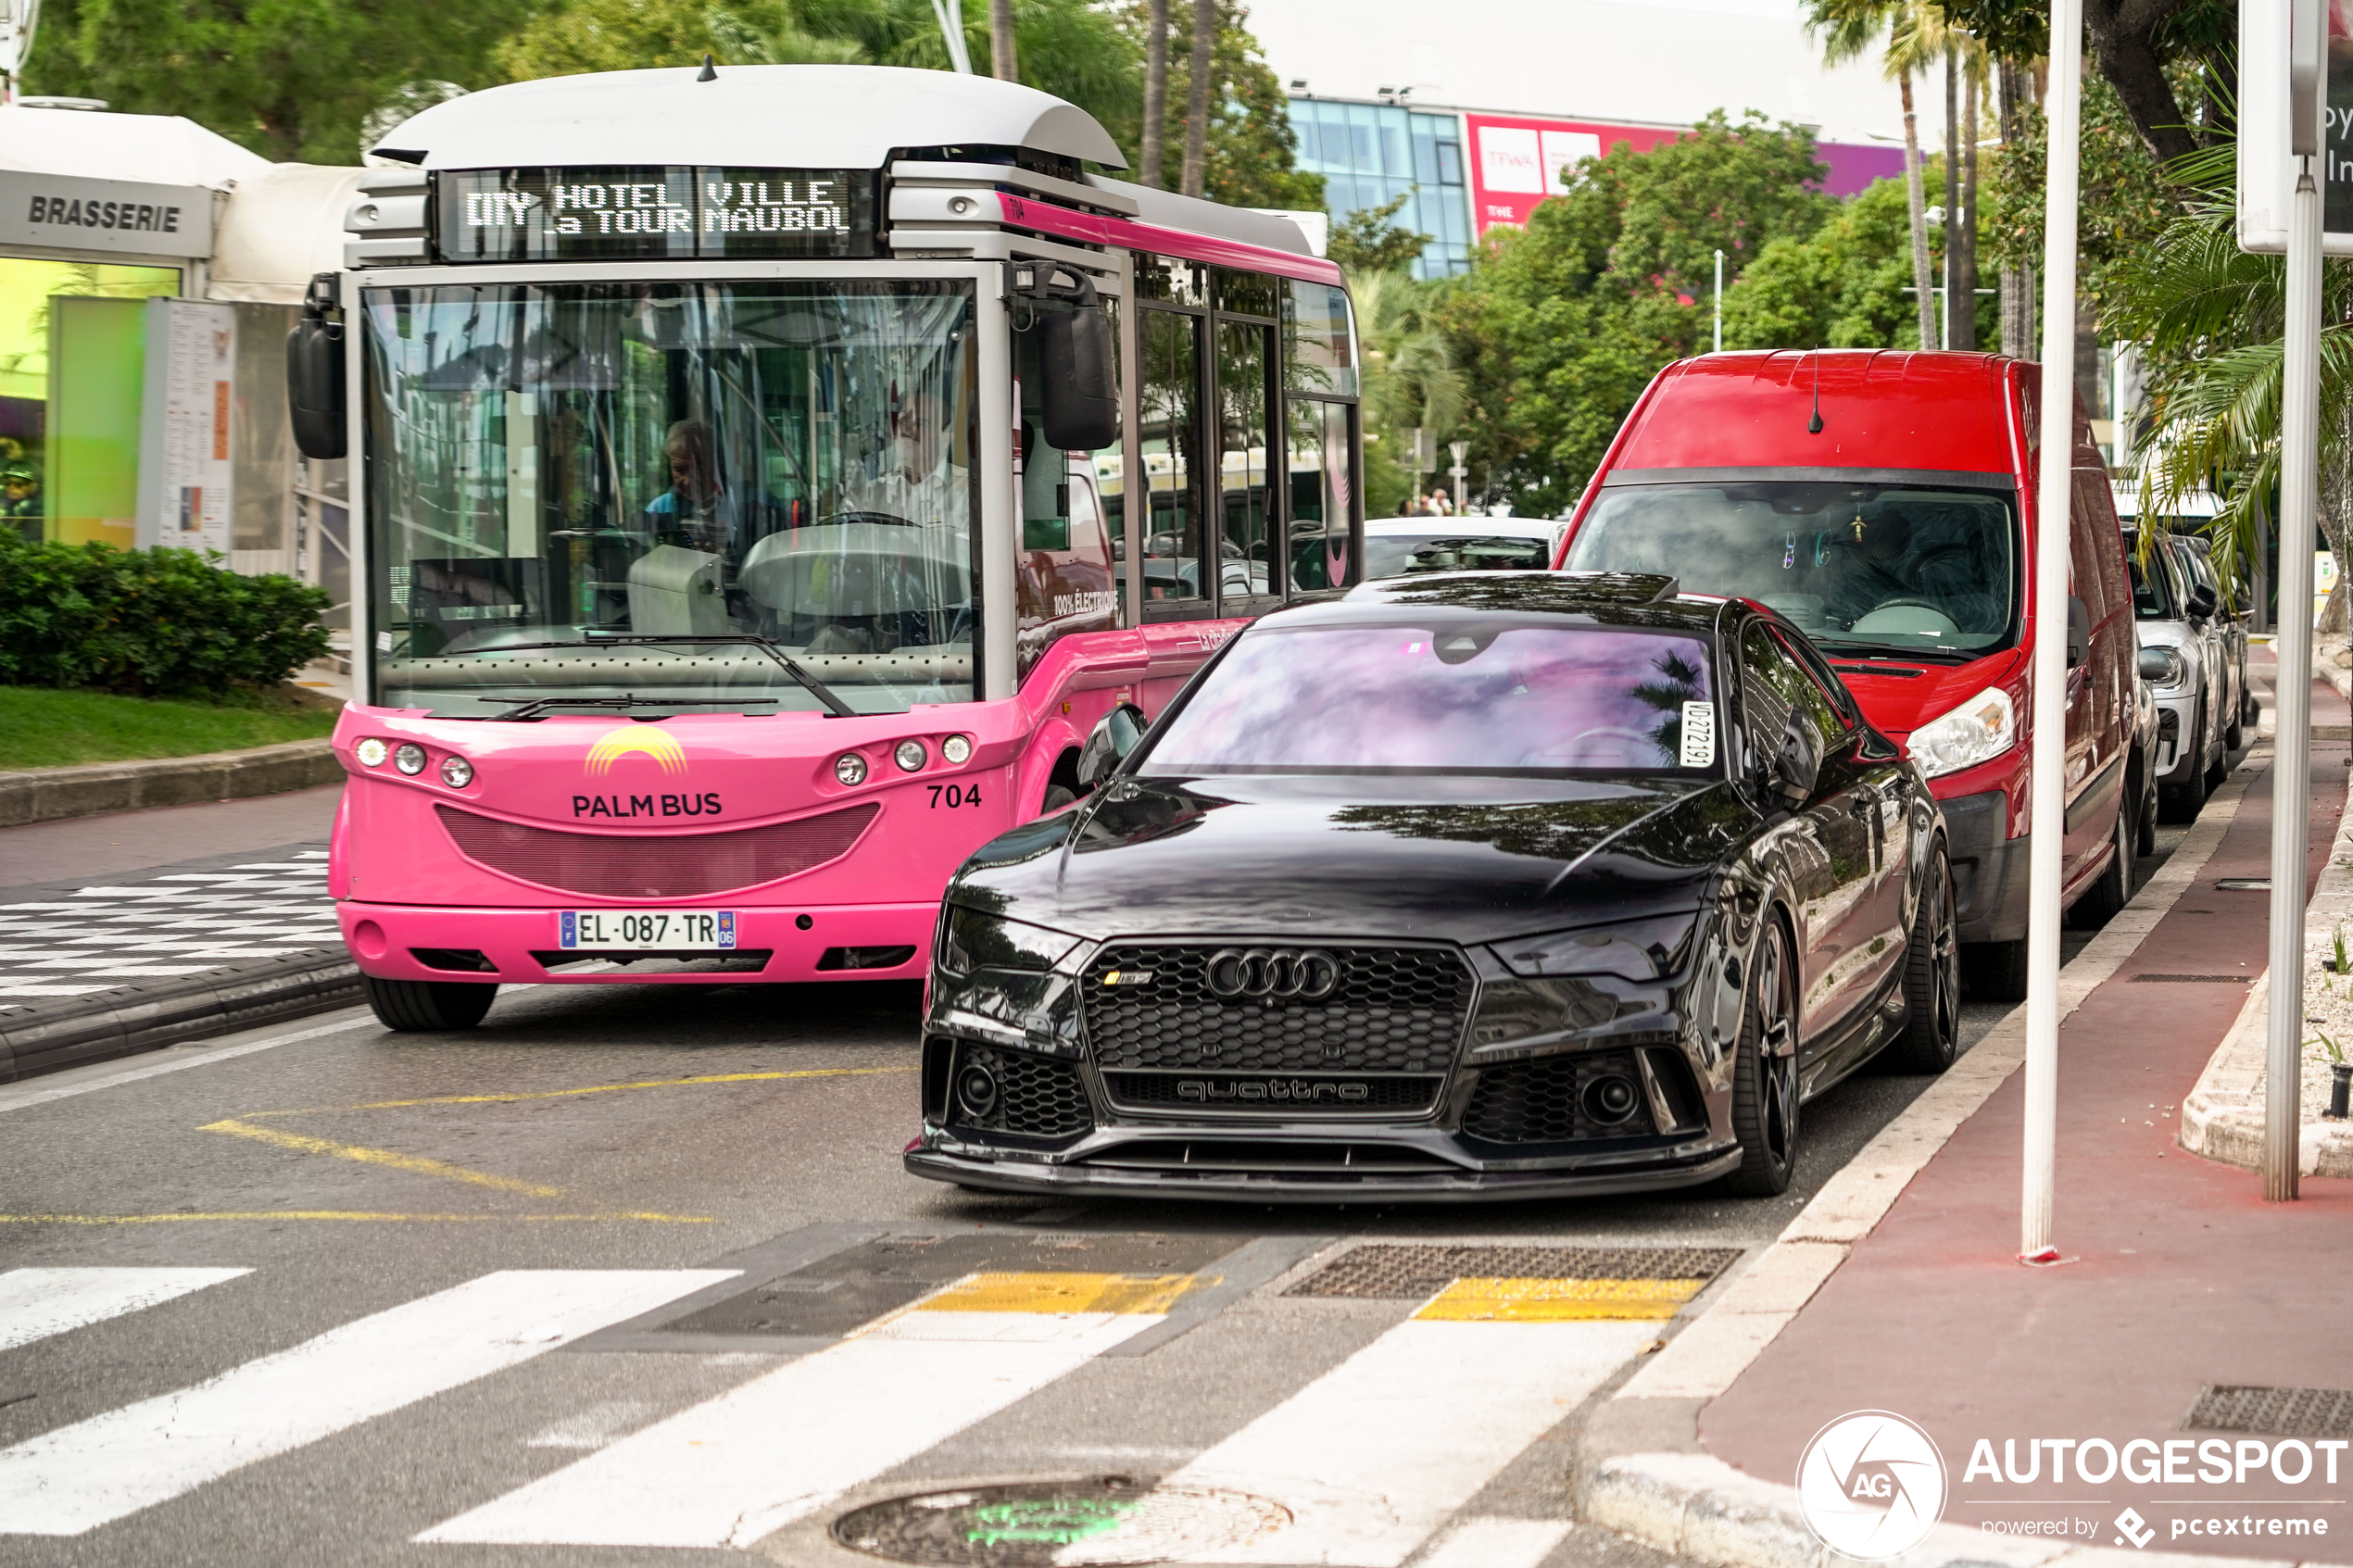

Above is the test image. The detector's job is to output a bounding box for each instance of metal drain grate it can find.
[1285,1244,1743,1299]
[2185,1386,2353,1438]
[2130,973,2254,984]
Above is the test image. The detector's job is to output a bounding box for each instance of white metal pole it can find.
[2021,0,2084,1264]
[2268,0,2326,1202]
[1714,249,1725,353]
[930,0,975,73]
[1449,439,1468,515]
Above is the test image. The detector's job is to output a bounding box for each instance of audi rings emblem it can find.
[1204,947,1341,1002]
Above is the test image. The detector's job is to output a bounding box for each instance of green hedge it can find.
[0,532,333,697]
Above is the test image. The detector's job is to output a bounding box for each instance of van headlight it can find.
[2139,646,2187,690]
[1906,685,2017,779]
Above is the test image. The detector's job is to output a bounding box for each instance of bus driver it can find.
[644,419,778,550]
[846,388,966,528]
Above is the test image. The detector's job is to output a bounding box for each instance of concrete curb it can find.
[0,948,362,1084]
[1574,753,2270,1568]
[0,739,344,828]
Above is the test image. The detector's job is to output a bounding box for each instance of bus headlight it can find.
[1906,686,2016,779]
[2139,646,2187,690]
[941,734,973,765]
[393,742,429,776]
[355,737,389,768]
[835,752,869,786]
[895,739,928,772]
[439,755,474,788]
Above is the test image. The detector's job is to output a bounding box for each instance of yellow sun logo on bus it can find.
[584,726,689,778]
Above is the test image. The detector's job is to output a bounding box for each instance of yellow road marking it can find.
[245,1064,916,1119]
[1413,1276,1709,1322]
[0,1210,711,1225]
[199,1118,567,1198]
[915,1271,1202,1316]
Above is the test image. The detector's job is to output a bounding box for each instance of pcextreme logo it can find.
[1796,1410,1949,1561]
[583,726,689,778]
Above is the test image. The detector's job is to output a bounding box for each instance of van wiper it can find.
[483,694,781,721]
[583,631,859,718]
[1814,639,1976,664]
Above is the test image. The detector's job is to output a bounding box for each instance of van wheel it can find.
[1723,920,1801,1197]
[2068,807,2132,929]
[362,975,497,1032]
[1963,938,2028,1003]
[1885,845,1959,1073]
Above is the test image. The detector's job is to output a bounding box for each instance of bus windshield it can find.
[1567,480,2019,660]
[362,279,977,716]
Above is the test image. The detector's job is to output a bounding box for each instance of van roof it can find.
[1608,350,2015,479]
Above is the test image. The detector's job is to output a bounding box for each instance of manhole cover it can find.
[1286,1244,1742,1298]
[832,1476,1290,1565]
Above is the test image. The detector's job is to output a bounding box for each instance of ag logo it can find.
[584,726,688,778]
[1795,1410,1946,1561]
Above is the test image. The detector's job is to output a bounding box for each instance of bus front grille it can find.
[435,803,878,897]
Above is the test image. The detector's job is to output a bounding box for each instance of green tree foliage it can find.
[1120,0,1321,207]
[24,0,535,162]
[1352,270,1463,515]
[1981,72,2182,320]
[1328,194,1432,277]
[1434,111,1835,516]
[1721,172,1953,349]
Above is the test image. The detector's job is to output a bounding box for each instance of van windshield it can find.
[1567,481,2020,659]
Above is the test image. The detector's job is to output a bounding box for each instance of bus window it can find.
[1013,292,1118,675]
[1287,399,1355,592]
[1214,269,1282,320]
[1140,307,1206,605]
[1285,280,1358,398]
[1137,255,1208,306]
[1219,319,1276,603]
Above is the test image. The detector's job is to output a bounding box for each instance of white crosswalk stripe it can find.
[0,1269,735,1537]
[0,1268,251,1353]
[419,1299,1169,1549]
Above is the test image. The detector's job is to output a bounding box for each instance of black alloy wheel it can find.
[1887,844,1961,1073]
[1724,919,1801,1196]
[361,974,498,1032]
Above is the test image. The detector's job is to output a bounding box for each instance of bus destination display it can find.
[436,168,876,261]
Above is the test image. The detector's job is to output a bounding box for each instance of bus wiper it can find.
[484,694,781,721]
[584,632,860,718]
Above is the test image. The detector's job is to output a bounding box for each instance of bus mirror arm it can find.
[1013,264,1118,453]
[288,271,346,461]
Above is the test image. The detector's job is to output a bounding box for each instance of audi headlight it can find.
[2138,645,2188,690]
[937,905,1080,975]
[1906,685,2016,779]
[1493,912,1700,982]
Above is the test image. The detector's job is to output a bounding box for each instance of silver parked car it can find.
[2127,527,2242,821]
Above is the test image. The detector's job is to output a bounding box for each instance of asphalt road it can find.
[0,807,2207,1568]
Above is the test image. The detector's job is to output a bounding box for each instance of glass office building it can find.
[1285,97,1473,279]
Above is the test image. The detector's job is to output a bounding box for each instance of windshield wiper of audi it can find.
[578,631,861,718]
[483,694,780,722]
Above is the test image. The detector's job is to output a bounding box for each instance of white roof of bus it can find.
[375,64,1126,172]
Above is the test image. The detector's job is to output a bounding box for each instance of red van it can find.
[1556,351,2139,1000]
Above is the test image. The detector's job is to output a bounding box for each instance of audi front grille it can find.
[1078,943,1473,1091]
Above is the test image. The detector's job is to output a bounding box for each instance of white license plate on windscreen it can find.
[559,910,737,949]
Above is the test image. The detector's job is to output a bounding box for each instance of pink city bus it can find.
[287,64,1364,1030]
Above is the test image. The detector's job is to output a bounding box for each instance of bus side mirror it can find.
[288,272,346,460]
[1031,269,1118,453]
[1076,702,1147,791]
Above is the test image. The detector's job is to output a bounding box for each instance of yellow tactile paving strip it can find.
[1413,1275,1710,1322]
[914,1272,1202,1316]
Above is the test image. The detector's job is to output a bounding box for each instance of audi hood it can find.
[944,774,1743,946]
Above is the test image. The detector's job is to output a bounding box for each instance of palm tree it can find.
[1352,270,1466,445]
[1178,0,1215,197]
[1140,0,1170,187]
[1806,0,1960,350]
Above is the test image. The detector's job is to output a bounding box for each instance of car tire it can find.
[2205,723,2231,788]
[361,974,497,1032]
[2137,767,2159,856]
[2243,685,2263,730]
[1886,843,1960,1073]
[1039,785,1079,812]
[2068,804,2132,930]
[1723,918,1801,1197]
[2161,702,2209,822]
[1963,938,2028,1004]
[2226,687,2246,750]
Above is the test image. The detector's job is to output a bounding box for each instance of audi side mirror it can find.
[1076,702,1147,791]
[2067,595,2091,669]
[1773,711,1821,806]
[287,271,346,460]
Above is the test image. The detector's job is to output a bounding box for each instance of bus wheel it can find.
[362,975,497,1032]
[1040,785,1078,813]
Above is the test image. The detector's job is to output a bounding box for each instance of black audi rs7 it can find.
[906,571,1958,1202]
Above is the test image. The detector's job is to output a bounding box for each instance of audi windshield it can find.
[1139,622,1722,776]
[362,279,978,717]
[1567,480,2020,659]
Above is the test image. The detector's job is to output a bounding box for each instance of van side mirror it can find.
[1020,265,1118,453]
[1076,702,1147,791]
[2067,595,2091,669]
[2186,581,2220,621]
[287,271,346,460]
[1772,710,1821,805]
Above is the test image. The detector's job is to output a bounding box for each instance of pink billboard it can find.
[1463,111,1910,236]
